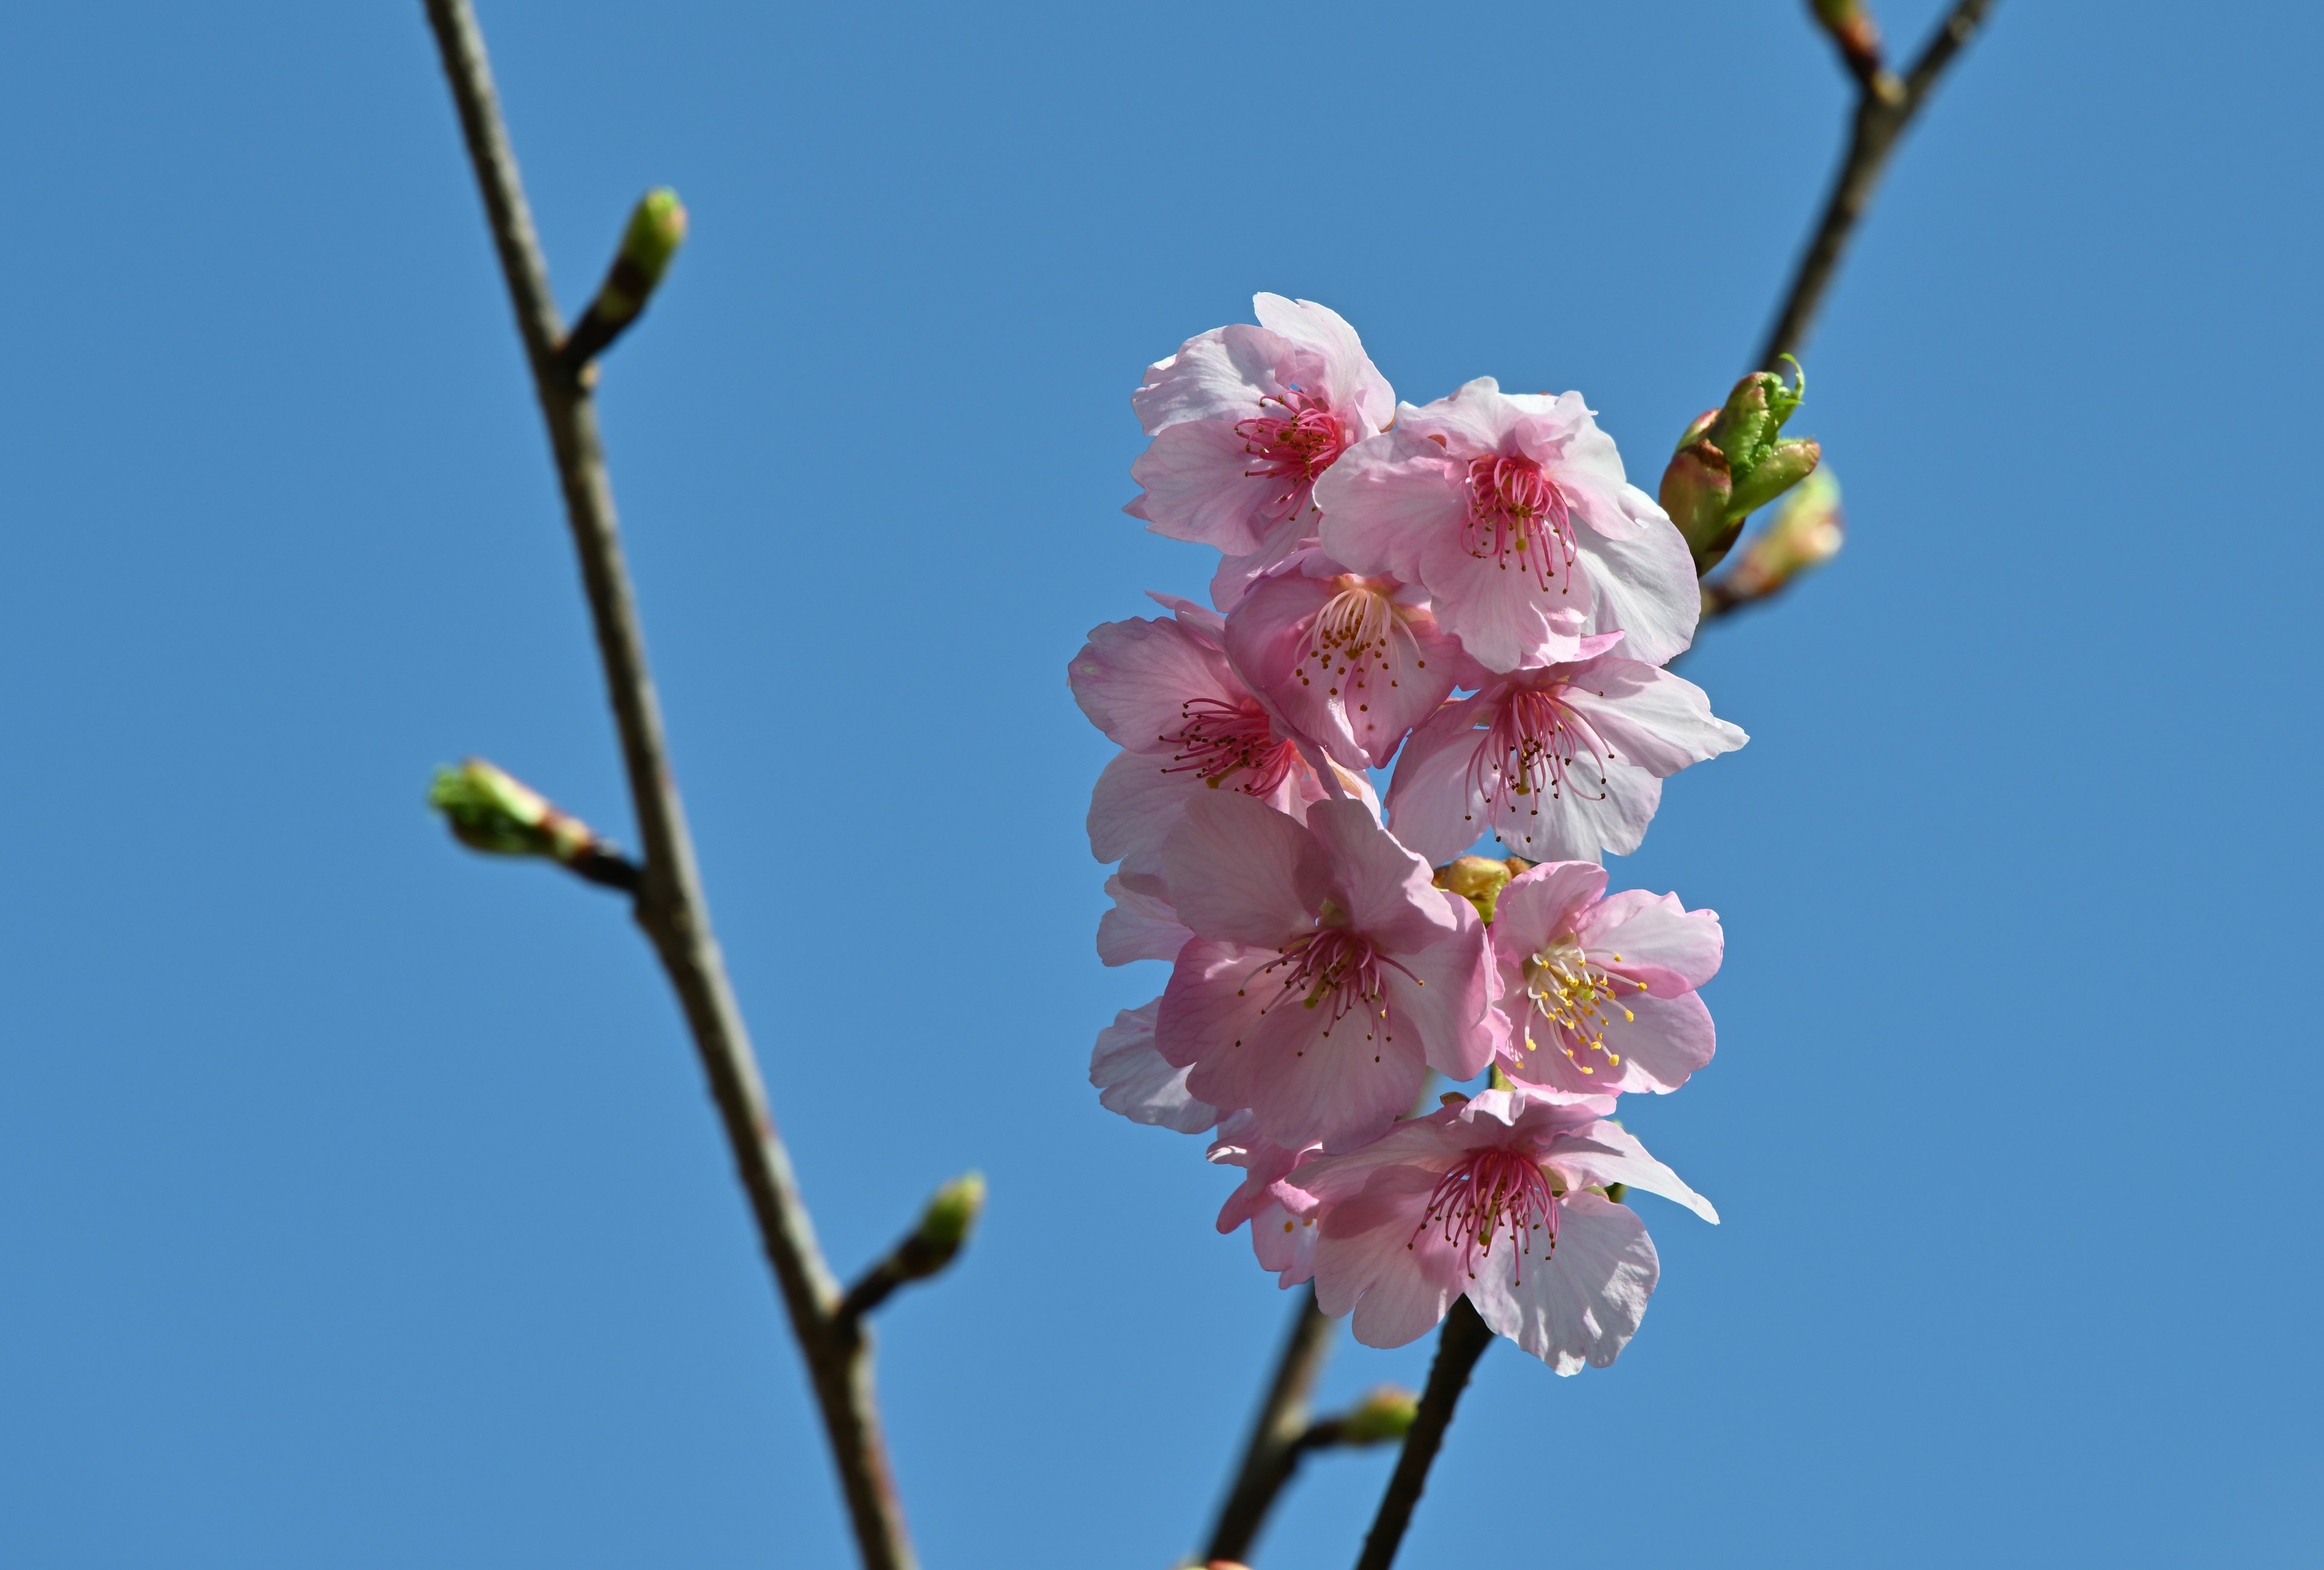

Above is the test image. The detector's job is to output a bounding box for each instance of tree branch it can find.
[1202,1288,1340,1564]
[1755,0,2001,370]
[1351,1296,1493,1570]
[417,5,914,1567]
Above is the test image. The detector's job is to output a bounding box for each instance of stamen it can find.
[1465,685,1615,846]
[1517,938,1632,1074]
[1410,1148,1560,1281]
[1462,454,1577,592]
[1296,578,1425,746]
[1159,696,1299,796]
[1235,389,1347,519]
[1236,926,1419,1047]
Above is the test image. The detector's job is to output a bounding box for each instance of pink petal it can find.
[1578,890,1724,994]
[1089,999,1220,1134]
[1560,660,1748,778]
[1068,614,1239,751]
[1095,873,1193,966]
[1128,419,1279,555]
[1469,1191,1658,1373]
[1303,800,1454,953]
[1160,790,1322,946]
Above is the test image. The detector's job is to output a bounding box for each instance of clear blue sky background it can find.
[1,2,2315,1565]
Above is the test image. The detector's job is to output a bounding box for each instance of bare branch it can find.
[1756,0,2002,370]
[1351,1296,1494,1570]
[1203,1289,1340,1564]
[417,4,914,1566]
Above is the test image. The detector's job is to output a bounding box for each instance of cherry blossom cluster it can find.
[1072,297,1746,1375]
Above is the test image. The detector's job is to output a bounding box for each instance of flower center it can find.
[1235,922,1419,1055]
[1412,1148,1560,1280]
[1462,453,1577,592]
[1520,938,1646,1076]
[1294,578,1426,728]
[1464,686,1614,844]
[1235,389,1347,518]
[1160,697,1300,796]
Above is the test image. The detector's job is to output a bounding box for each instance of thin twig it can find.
[1755,0,2001,370]
[1203,1288,1340,1564]
[1351,1298,1493,1570]
[417,5,914,1568]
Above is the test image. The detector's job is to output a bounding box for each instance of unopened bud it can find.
[560,188,689,373]
[1728,435,1821,518]
[602,188,688,319]
[1663,358,1819,574]
[1809,0,1884,79]
[904,1171,986,1278]
[428,758,594,864]
[1340,1386,1421,1445]
[1660,438,1735,569]
[1725,469,1845,601]
[1434,855,1515,924]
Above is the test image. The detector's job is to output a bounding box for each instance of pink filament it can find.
[1462,453,1577,592]
[1414,1148,1560,1281]
[1247,927,1417,1038]
[1161,696,1299,797]
[1468,686,1613,836]
[1236,390,1347,517]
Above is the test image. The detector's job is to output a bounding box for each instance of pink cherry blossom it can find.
[1089,997,1221,1134]
[1488,862,1722,1096]
[1287,1088,1716,1370]
[1069,596,1373,876]
[1313,378,1699,669]
[1209,1112,1322,1286]
[1221,550,1463,772]
[1127,295,1395,609]
[1155,792,1497,1152]
[1385,646,1746,865]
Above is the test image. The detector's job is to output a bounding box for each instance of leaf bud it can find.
[1661,358,1820,574]
[1808,0,1885,80]
[1433,855,1515,925]
[428,758,594,864]
[1339,1386,1421,1445]
[599,188,689,322]
[904,1171,986,1278]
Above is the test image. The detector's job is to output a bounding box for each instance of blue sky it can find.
[1,2,2316,1565]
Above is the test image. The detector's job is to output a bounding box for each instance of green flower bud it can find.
[428,758,594,864]
[1664,359,1820,574]
[1661,439,1735,571]
[600,188,688,321]
[1728,436,1822,518]
[1339,1386,1421,1445]
[907,1171,986,1275]
[1434,855,1515,925]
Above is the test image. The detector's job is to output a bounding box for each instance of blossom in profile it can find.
[1208,1112,1322,1286]
[1287,1088,1716,1370]
[1155,793,1497,1152]
[1487,862,1721,1096]
[1128,295,1396,608]
[1069,597,1371,876]
[1222,550,1463,772]
[1313,378,1698,669]
[1385,646,1745,865]
[1089,997,1221,1135]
